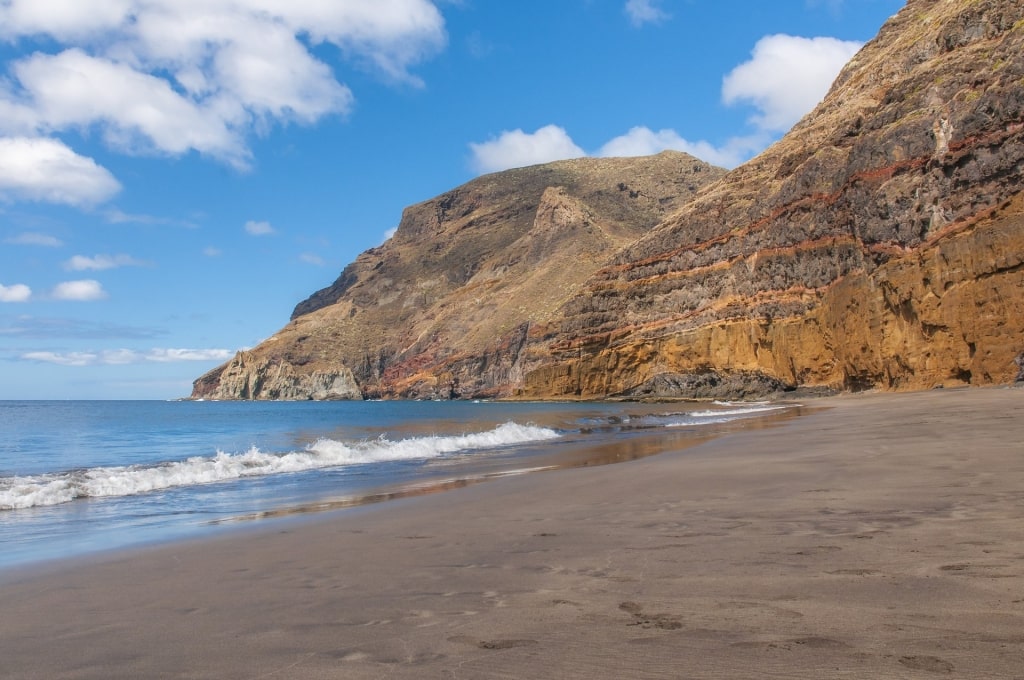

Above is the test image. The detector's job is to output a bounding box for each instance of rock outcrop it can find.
[193,0,1024,401]
[193,351,361,400]
[521,0,1024,398]
[192,153,724,400]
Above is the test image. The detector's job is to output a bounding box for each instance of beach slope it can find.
[3,388,1024,678]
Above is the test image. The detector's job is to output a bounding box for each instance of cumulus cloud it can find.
[722,34,862,132]
[244,220,275,236]
[21,347,234,366]
[469,125,585,174]
[0,136,121,206]
[598,126,769,169]
[470,123,765,173]
[51,279,108,301]
[468,32,861,173]
[625,0,669,27]
[64,254,148,271]
[11,50,247,162]
[4,231,64,247]
[0,0,446,173]
[0,283,32,302]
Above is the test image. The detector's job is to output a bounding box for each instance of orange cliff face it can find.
[521,0,1024,398]
[193,0,1024,401]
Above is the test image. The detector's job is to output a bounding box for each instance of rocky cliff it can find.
[193,0,1024,401]
[192,153,725,399]
[522,0,1024,398]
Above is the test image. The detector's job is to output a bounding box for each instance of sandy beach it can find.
[3,387,1024,679]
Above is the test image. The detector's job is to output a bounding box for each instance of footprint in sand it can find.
[619,601,683,630]
[447,635,538,650]
[898,655,954,673]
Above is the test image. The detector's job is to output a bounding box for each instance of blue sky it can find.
[0,0,904,399]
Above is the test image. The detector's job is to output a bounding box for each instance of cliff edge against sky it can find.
[194,0,1024,400]
[193,153,724,399]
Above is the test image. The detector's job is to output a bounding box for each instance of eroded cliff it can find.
[193,0,1024,401]
[192,153,724,399]
[522,0,1024,398]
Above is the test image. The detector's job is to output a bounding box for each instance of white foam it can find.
[687,404,791,418]
[653,403,797,428]
[0,422,560,511]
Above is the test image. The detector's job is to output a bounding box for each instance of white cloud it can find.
[64,254,148,271]
[0,137,121,206]
[598,126,769,168]
[202,246,222,257]
[382,226,398,242]
[0,283,32,302]
[244,220,275,236]
[51,279,108,301]
[21,351,99,366]
[145,348,234,362]
[21,347,234,366]
[469,125,585,174]
[625,0,669,27]
[0,0,446,173]
[0,0,134,41]
[722,34,862,132]
[299,253,326,266]
[470,123,765,174]
[12,50,246,163]
[469,33,861,174]
[4,231,64,247]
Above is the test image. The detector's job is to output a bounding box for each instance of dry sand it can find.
[2,387,1024,679]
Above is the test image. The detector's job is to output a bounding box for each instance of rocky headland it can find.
[193,0,1024,401]
[194,153,725,399]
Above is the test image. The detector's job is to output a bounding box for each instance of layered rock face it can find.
[192,153,724,400]
[194,352,361,401]
[194,0,1024,401]
[522,0,1024,397]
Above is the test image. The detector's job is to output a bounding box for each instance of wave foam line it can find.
[687,404,792,418]
[0,422,560,511]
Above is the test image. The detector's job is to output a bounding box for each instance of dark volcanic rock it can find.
[622,371,792,401]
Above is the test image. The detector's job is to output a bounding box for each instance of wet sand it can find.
[3,387,1024,679]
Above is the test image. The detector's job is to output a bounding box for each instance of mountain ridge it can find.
[192,152,725,399]
[521,0,1024,398]
[193,0,1024,401]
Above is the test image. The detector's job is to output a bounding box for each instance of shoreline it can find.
[2,387,1023,678]
[0,398,807,571]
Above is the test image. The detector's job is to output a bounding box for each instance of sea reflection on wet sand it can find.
[214,404,809,524]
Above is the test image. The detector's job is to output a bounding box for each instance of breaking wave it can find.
[587,403,796,429]
[682,404,791,419]
[0,422,560,511]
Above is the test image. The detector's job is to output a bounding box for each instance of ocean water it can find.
[0,399,799,569]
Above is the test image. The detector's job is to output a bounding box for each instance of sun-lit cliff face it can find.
[521,0,1024,398]
[194,0,1024,401]
[192,152,725,399]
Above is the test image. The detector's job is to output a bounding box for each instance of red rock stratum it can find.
[194,0,1024,400]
